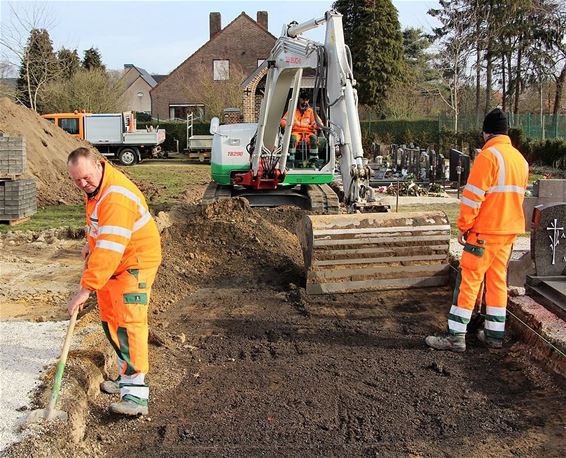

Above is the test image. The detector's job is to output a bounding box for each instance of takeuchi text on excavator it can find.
[203,10,451,295]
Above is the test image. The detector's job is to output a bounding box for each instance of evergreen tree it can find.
[16,28,57,110]
[333,0,404,109]
[403,28,431,63]
[57,47,80,79]
[82,47,105,71]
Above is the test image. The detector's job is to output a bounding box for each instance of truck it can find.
[41,111,166,166]
[203,10,451,295]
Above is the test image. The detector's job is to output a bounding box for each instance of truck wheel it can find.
[118,148,137,166]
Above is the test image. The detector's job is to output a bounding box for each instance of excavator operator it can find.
[280,90,321,167]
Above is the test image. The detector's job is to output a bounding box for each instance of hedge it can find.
[138,117,565,169]
[361,119,439,145]
[519,138,566,168]
[137,121,210,151]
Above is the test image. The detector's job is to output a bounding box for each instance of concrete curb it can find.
[508,295,566,379]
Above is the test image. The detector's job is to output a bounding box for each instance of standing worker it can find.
[66,147,161,415]
[426,108,529,352]
[280,90,320,167]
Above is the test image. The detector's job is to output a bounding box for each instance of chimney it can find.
[256,11,268,30]
[210,12,221,38]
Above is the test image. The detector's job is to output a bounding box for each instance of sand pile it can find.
[0,97,90,206]
[153,199,304,306]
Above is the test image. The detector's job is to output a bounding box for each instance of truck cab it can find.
[41,113,86,139]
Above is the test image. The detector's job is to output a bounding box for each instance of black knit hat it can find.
[482,108,508,135]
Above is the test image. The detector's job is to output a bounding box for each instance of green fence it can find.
[439,113,566,139]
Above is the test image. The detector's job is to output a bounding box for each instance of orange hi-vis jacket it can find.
[457,135,529,238]
[81,161,161,291]
[280,107,317,134]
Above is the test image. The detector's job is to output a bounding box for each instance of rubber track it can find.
[201,182,232,205]
[306,184,340,215]
[202,182,341,215]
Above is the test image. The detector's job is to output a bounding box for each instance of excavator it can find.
[202,10,450,294]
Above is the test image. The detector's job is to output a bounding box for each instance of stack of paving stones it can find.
[0,134,37,223]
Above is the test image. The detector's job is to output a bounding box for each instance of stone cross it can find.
[531,203,566,276]
[547,218,564,265]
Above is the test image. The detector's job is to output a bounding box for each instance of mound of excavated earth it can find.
[0,97,89,206]
[152,199,305,308]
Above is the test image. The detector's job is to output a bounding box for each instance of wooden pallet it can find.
[0,174,21,181]
[0,216,30,226]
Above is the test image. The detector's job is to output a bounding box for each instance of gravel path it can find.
[0,321,68,453]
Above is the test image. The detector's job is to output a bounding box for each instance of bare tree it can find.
[42,68,126,113]
[549,3,566,122]
[428,0,475,131]
[0,2,57,110]
[0,60,16,99]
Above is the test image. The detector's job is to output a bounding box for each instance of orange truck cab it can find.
[42,112,87,139]
[41,111,165,166]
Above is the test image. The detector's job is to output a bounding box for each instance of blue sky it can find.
[1,0,439,75]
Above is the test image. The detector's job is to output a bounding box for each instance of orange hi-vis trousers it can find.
[97,266,158,404]
[448,233,515,341]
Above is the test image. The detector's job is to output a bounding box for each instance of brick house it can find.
[150,11,276,120]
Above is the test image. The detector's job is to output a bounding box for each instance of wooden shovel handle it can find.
[45,307,79,420]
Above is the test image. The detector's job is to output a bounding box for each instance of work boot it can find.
[477,330,503,349]
[425,333,466,352]
[100,378,120,395]
[109,398,148,416]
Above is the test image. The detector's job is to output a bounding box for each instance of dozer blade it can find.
[298,211,451,295]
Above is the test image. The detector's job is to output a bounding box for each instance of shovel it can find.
[24,307,79,425]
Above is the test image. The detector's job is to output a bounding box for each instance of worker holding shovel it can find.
[66,147,161,416]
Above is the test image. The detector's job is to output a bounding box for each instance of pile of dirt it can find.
[0,97,89,206]
[152,199,305,308]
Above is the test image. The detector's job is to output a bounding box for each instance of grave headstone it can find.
[531,203,566,276]
[449,149,470,184]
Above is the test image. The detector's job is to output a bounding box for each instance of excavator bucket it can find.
[298,211,451,294]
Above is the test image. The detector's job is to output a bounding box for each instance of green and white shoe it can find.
[425,333,466,352]
[477,330,503,349]
[100,379,120,395]
[109,397,148,416]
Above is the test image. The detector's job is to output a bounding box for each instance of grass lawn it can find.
[120,163,210,205]
[0,204,84,233]
[1,163,211,233]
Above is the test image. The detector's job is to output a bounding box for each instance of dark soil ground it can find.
[5,200,566,457]
[79,285,564,457]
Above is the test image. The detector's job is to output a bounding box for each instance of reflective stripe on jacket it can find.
[280,107,317,134]
[81,161,161,290]
[457,135,529,236]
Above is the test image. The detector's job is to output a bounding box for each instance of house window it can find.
[213,60,229,80]
[169,104,205,120]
